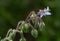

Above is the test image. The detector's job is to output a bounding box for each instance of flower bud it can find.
[19,37,26,41]
[38,22,45,31]
[30,11,36,18]
[8,29,16,40]
[31,29,38,38]
[9,40,13,41]
[9,33,15,40]
[21,23,29,33]
[1,37,9,41]
[0,37,1,41]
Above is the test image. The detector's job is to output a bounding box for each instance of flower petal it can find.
[45,12,51,15]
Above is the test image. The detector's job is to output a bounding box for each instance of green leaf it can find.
[31,29,38,38]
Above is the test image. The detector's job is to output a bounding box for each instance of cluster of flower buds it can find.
[0,6,51,41]
[1,29,17,41]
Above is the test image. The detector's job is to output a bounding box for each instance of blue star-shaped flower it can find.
[38,6,51,18]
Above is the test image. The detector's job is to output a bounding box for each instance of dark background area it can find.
[0,0,60,41]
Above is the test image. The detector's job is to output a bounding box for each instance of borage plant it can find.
[0,6,51,41]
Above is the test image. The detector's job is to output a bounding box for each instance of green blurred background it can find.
[0,0,60,41]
